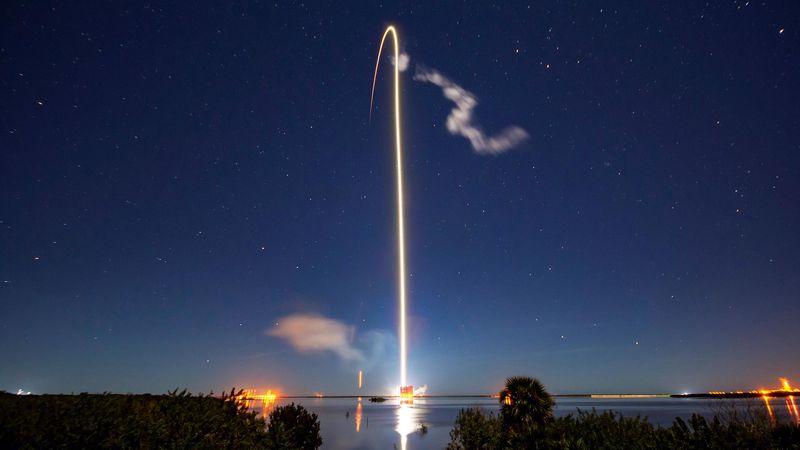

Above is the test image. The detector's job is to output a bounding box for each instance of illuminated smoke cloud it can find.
[268,314,364,362]
[413,65,529,155]
[391,52,410,72]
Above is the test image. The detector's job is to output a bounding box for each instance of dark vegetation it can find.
[0,389,322,450]
[448,377,800,450]
[265,403,322,450]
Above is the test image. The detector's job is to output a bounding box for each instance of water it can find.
[255,396,793,450]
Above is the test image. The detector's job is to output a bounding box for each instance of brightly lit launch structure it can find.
[235,389,277,417]
[370,25,412,403]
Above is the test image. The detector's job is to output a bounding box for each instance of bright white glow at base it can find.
[396,403,421,450]
[371,25,408,390]
[396,404,416,435]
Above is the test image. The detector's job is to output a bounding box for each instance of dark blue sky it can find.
[1,1,798,395]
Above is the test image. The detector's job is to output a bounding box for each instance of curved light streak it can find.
[370,25,408,390]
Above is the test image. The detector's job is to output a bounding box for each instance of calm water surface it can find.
[255,396,790,450]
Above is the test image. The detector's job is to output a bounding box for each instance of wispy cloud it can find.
[413,65,529,155]
[267,313,394,369]
[268,314,364,362]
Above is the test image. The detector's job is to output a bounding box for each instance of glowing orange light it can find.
[749,378,800,424]
[235,389,278,416]
[788,396,800,423]
[370,25,409,391]
[762,395,774,421]
[235,389,277,404]
[716,378,800,398]
[355,401,363,432]
[358,370,363,389]
[400,385,414,404]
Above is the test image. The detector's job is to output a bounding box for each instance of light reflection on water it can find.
[396,403,426,450]
[251,396,791,450]
[355,401,363,433]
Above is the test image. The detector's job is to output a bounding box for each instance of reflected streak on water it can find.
[355,401,362,432]
[396,403,423,450]
[786,395,800,424]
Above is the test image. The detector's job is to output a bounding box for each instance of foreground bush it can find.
[448,376,800,449]
[500,376,554,432]
[0,389,321,449]
[447,407,502,450]
[449,408,800,449]
[265,403,322,450]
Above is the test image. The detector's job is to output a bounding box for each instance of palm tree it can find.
[499,376,554,430]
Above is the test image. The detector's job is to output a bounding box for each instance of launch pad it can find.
[400,385,414,404]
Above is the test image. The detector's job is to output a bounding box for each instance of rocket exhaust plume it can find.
[369,25,410,394]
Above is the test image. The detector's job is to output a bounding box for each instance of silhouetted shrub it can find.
[447,377,800,449]
[0,389,270,449]
[447,407,502,450]
[544,410,661,449]
[499,376,554,431]
[265,402,322,450]
[449,407,800,449]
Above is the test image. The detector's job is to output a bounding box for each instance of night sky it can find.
[2,2,799,396]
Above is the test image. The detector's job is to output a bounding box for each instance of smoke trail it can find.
[413,65,529,155]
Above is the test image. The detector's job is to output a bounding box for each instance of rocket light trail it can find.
[370,25,410,394]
